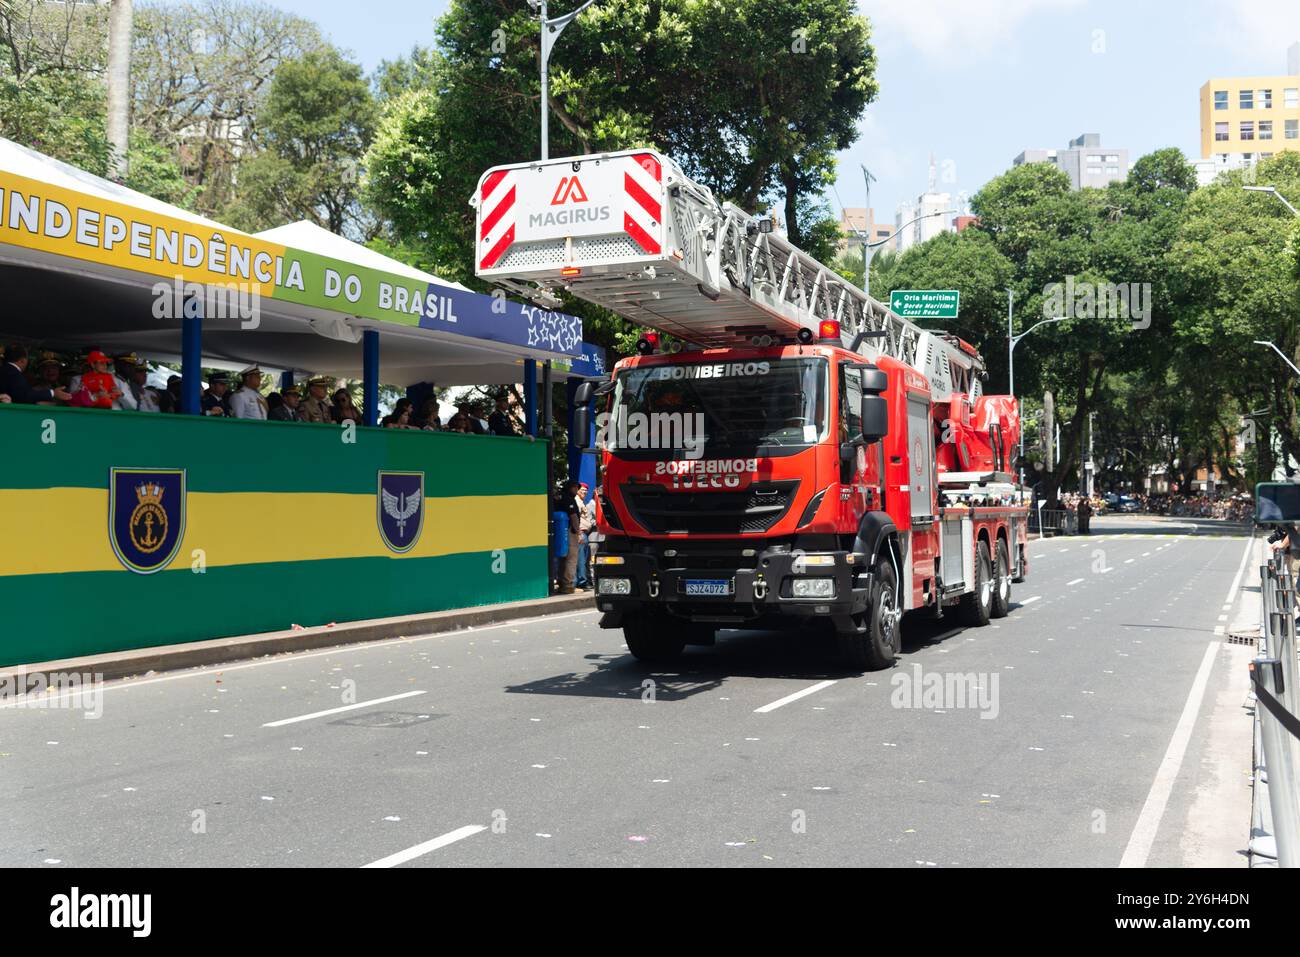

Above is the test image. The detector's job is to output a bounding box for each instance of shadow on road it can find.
[504,611,977,701]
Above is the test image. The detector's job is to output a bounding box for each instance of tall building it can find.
[836,207,895,254]
[894,157,955,253]
[1196,42,1300,186]
[1012,134,1130,190]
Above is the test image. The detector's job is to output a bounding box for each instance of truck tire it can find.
[990,539,1011,619]
[958,540,993,627]
[838,559,900,672]
[624,614,686,663]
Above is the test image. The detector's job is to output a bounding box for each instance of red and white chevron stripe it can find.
[479,167,517,271]
[623,152,662,256]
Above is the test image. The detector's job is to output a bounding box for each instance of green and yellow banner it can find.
[0,406,549,666]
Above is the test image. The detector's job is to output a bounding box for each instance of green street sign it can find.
[889,289,960,319]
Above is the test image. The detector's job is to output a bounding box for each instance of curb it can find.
[1,592,595,686]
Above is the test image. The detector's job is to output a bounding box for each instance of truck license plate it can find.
[683,579,733,597]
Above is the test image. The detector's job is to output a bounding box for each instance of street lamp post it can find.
[1007,296,1069,489]
[1007,295,1068,400]
[1243,185,1300,217]
[531,0,601,161]
[1254,340,1300,378]
[859,208,955,299]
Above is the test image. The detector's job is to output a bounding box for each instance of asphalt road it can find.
[0,515,1258,868]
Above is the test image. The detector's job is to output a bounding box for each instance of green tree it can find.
[365,0,878,351]
[131,0,324,219]
[0,0,194,206]
[221,47,376,236]
[964,151,1198,503]
[1170,152,1300,472]
[0,0,109,171]
[871,230,1016,385]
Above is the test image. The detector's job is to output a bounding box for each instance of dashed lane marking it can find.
[262,690,427,728]
[754,680,838,714]
[362,825,487,868]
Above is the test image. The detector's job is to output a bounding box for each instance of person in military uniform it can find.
[33,353,66,405]
[299,376,336,424]
[201,373,232,416]
[229,365,268,420]
[270,385,302,421]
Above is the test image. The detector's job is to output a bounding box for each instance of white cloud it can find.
[1207,0,1300,65]
[862,0,1085,62]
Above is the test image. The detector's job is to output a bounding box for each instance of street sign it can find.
[889,289,960,319]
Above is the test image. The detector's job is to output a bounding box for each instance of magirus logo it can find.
[550,176,589,205]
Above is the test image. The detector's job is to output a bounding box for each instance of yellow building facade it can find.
[1199,74,1300,162]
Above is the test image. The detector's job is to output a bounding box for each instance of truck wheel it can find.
[958,541,993,627]
[990,539,1011,619]
[624,614,686,663]
[838,559,900,672]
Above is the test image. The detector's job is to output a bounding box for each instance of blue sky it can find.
[266,0,1300,226]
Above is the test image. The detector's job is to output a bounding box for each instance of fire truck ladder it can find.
[473,149,983,402]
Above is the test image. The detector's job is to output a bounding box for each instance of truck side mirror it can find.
[860,395,888,443]
[574,381,595,405]
[574,405,592,449]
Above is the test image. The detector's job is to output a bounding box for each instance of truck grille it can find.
[620,481,799,535]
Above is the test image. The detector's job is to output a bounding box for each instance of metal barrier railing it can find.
[1252,553,1300,867]
[1028,508,1077,537]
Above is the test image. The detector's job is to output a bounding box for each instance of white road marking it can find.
[1067,578,1084,586]
[754,680,838,714]
[1223,535,1256,608]
[1,609,599,708]
[362,824,487,868]
[1125,559,1135,564]
[262,690,426,728]
[1020,596,1042,606]
[1119,641,1220,868]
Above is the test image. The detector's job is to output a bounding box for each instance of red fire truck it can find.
[475,149,1029,670]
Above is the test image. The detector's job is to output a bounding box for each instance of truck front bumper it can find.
[592,541,871,628]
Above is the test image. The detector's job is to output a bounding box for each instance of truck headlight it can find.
[598,578,632,596]
[792,578,835,598]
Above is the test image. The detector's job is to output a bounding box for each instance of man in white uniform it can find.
[228,365,268,420]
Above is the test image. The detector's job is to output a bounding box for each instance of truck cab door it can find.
[838,364,871,521]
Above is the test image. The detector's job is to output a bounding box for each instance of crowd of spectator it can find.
[1054,490,1255,523]
[1123,492,1254,522]
[1,344,523,435]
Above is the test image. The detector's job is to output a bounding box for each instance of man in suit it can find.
[1,345,71,404]
[488,394,516,436]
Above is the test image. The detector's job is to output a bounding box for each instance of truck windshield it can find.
[607,357,828,459]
